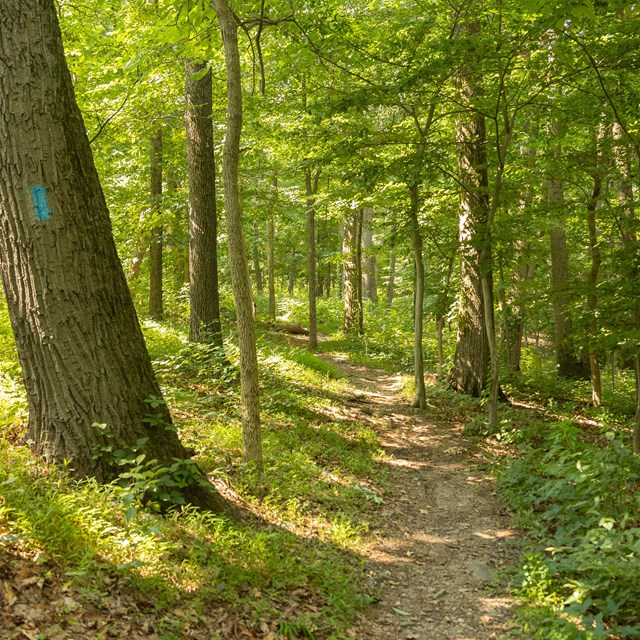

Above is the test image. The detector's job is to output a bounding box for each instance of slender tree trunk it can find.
[306,168,321,350]
[362,206,378,303]
[185,61,222,345]
[267,174,277,320]
[252,220,263,294]
[342,218,358,333]
[288,248,296,295]
[267,221,276,321]
[586,170,602,407]
[355,207,364,336]
[212,0,262,469]
[0,0,230,511]
[149,129,163,320]
[409,183,426,408]
[386,211,398,309]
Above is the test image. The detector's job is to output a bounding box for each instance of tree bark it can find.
[149,129,163,320]
[355,207,364,336]
[212,0,263,469]
[386,211,397,309]
[586,169,602,407]
[547,163,584,379]
[267,174,277,320]
[185,61,222,346]
[305,168,321,350]
[613,121,640,452]
[0,0,230,511]
[342,217,359,333]
[362,206,378,303]
[449,15,491,398]
[409,183,426,408]
[252,219,263,294]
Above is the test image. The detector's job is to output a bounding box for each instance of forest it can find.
[1,0,640,638]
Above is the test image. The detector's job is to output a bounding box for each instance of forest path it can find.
[321,353,519,640]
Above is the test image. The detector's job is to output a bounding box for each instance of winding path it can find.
[325,355,519,640]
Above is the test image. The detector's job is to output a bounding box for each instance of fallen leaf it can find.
[392,607,411,616]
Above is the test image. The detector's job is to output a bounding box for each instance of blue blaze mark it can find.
[30,185,52,222]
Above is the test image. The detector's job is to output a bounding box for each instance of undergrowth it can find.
[0,313,386,639]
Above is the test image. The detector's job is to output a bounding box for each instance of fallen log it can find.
[264,321,310,336]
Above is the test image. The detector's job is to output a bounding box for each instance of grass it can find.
[0,306,386,639]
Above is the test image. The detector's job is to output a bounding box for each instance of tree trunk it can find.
[288,248,296,295]
[449,15,491,398]
[362,206,378,303]
[267,217,276,321]
[586,169,602,407]
[212,0,263,470]
[252,220,263,294]
[355,207,364,336]
[342,218,358,333]
[409,183,426,408]
[149,129,163,320]
[547,166,583,379]
[613,121,640,452]
[185,61,222,346]
[306,168,321,350]
[0,0,230,512]
[267,174,277,321]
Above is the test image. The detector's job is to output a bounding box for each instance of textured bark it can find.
[355,208,364,336]
[149,130,163,320]
[547,165,584,379]
[185,61,222,345]
[288,248,296,295]
[386,211,397,310]
[0,0,230,512]
[267,215,276,321]
[342,218,359,333]
[212,0,263,469]
[252,220,263,294]
[449,15,491,398]
[613,121,640,452]
[409,184,426,408]
[362,207,378,304]
[586,170,602,407]
[305,169,321,350]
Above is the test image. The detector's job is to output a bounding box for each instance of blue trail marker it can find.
[30,185,52,222]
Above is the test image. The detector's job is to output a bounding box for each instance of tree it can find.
[212,0,263,470]
[185,61,223,346]
[149,128,164,320]
[0,0,229,511]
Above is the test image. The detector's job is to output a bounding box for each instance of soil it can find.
[323,354,520,640]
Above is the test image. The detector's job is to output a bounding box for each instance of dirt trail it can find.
[326,355,519,640]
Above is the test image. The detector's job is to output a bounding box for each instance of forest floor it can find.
[317,352,521,640]
[1,340,522,640]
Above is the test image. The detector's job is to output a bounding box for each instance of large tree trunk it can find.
[613,121,640,452]
[362,206,378,303]
[212,0,263,470]
[0,0,229,511]
[149,129,163,320]
[306,168,321,350]
[185,61,222,346]
[449,15,491,398]
[386,211,397,310]
[409,183,426,408]
[547,164,585,379]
